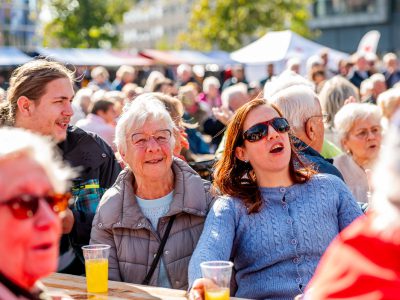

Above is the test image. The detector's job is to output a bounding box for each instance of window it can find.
[310,0,389,28]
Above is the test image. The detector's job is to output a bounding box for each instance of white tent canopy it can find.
[230,30,349,81]
[231,30,348,65]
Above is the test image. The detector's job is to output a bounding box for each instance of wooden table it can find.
[42,273,188,300]
[42,273,246,300]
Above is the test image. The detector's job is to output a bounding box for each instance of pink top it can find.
[76,114,116,150]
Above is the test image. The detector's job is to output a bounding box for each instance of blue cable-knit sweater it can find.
[188,174,363,300]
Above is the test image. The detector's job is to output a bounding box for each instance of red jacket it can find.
[305,213,400,300]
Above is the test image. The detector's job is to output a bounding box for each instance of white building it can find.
[121,0,195,49]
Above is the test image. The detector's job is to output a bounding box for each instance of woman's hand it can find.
[189,278,205,300]
[212,106,233,125]
[189,278,219,300]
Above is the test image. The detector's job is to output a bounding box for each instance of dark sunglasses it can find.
[1,193,71,220]
[243,117,290,142]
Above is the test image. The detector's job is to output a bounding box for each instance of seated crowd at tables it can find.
[1,50,400,300]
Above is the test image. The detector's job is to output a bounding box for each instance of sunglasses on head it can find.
[243,117,290,143]
[1,193,71,220]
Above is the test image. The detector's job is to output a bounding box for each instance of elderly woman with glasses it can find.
[90,93,214,289]
[188,99,362,300]
[0,127,74,299]
[333,103,383,203]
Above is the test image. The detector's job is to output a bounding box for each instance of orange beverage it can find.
[205,288,230,300]
[85,259,108,293]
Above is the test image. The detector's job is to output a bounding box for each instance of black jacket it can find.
[58,126,121,274]
[293,137,344,181]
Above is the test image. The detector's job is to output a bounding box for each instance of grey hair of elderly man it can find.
[221,82,249,111]
[264,72,325,153]
[213,83,250,125]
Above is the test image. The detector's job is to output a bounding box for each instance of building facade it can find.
[121,0,195,49]
[0,0,39,50]
[310,0,400,54]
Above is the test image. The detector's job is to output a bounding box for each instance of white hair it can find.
[91,66,109,79]
[73,88,93,106]
[177,64,192,76]
[264,71,313,98]
[360,78,373,95]
[318,75,360,128]
[383,52,397,65]
[265,72,320,130]
[116,65,135,79]
[286,57,301,70]
[0,127,75,193]
[369,73,386,85]
[334,103,382,149]
[115,93,176,154]
[203,76,220,93]
[92,89,107,103]
[221,83,248,110]
[193,64,205,77]
[377,88,400,119]
[306,55,324,72]
[144,70,165,92]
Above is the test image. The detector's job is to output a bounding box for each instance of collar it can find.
[292,136,333,163]
[0,272,43,300]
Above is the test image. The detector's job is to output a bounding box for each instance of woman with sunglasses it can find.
[188,99,363,300]
[0,127,74,300]
[90,94,214,289]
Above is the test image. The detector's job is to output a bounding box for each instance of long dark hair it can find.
[213,98,315,214]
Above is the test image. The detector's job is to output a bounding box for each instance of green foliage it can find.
[43,0,134,48]
[180,0,313,52]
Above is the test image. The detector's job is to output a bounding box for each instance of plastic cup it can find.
[82,244,111,293]
[200,261,233,300]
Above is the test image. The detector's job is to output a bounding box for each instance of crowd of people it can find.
[1,48,400,300]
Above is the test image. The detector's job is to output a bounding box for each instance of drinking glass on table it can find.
[200,261,234,300]
[82,244,111,293]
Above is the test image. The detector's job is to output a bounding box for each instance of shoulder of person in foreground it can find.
[304,213,400,299]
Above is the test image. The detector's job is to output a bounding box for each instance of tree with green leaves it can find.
[180,0,312,52]
[43,0,134,48]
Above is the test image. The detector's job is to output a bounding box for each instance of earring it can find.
[244,160,249,163]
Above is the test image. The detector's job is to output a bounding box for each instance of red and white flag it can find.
[357,30,381,55]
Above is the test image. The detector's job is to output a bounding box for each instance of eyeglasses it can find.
[0,193,71,220]
[307,114,329,123]
[243,117,290,142]
[131,129,172,148]
[351,126,382,140]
